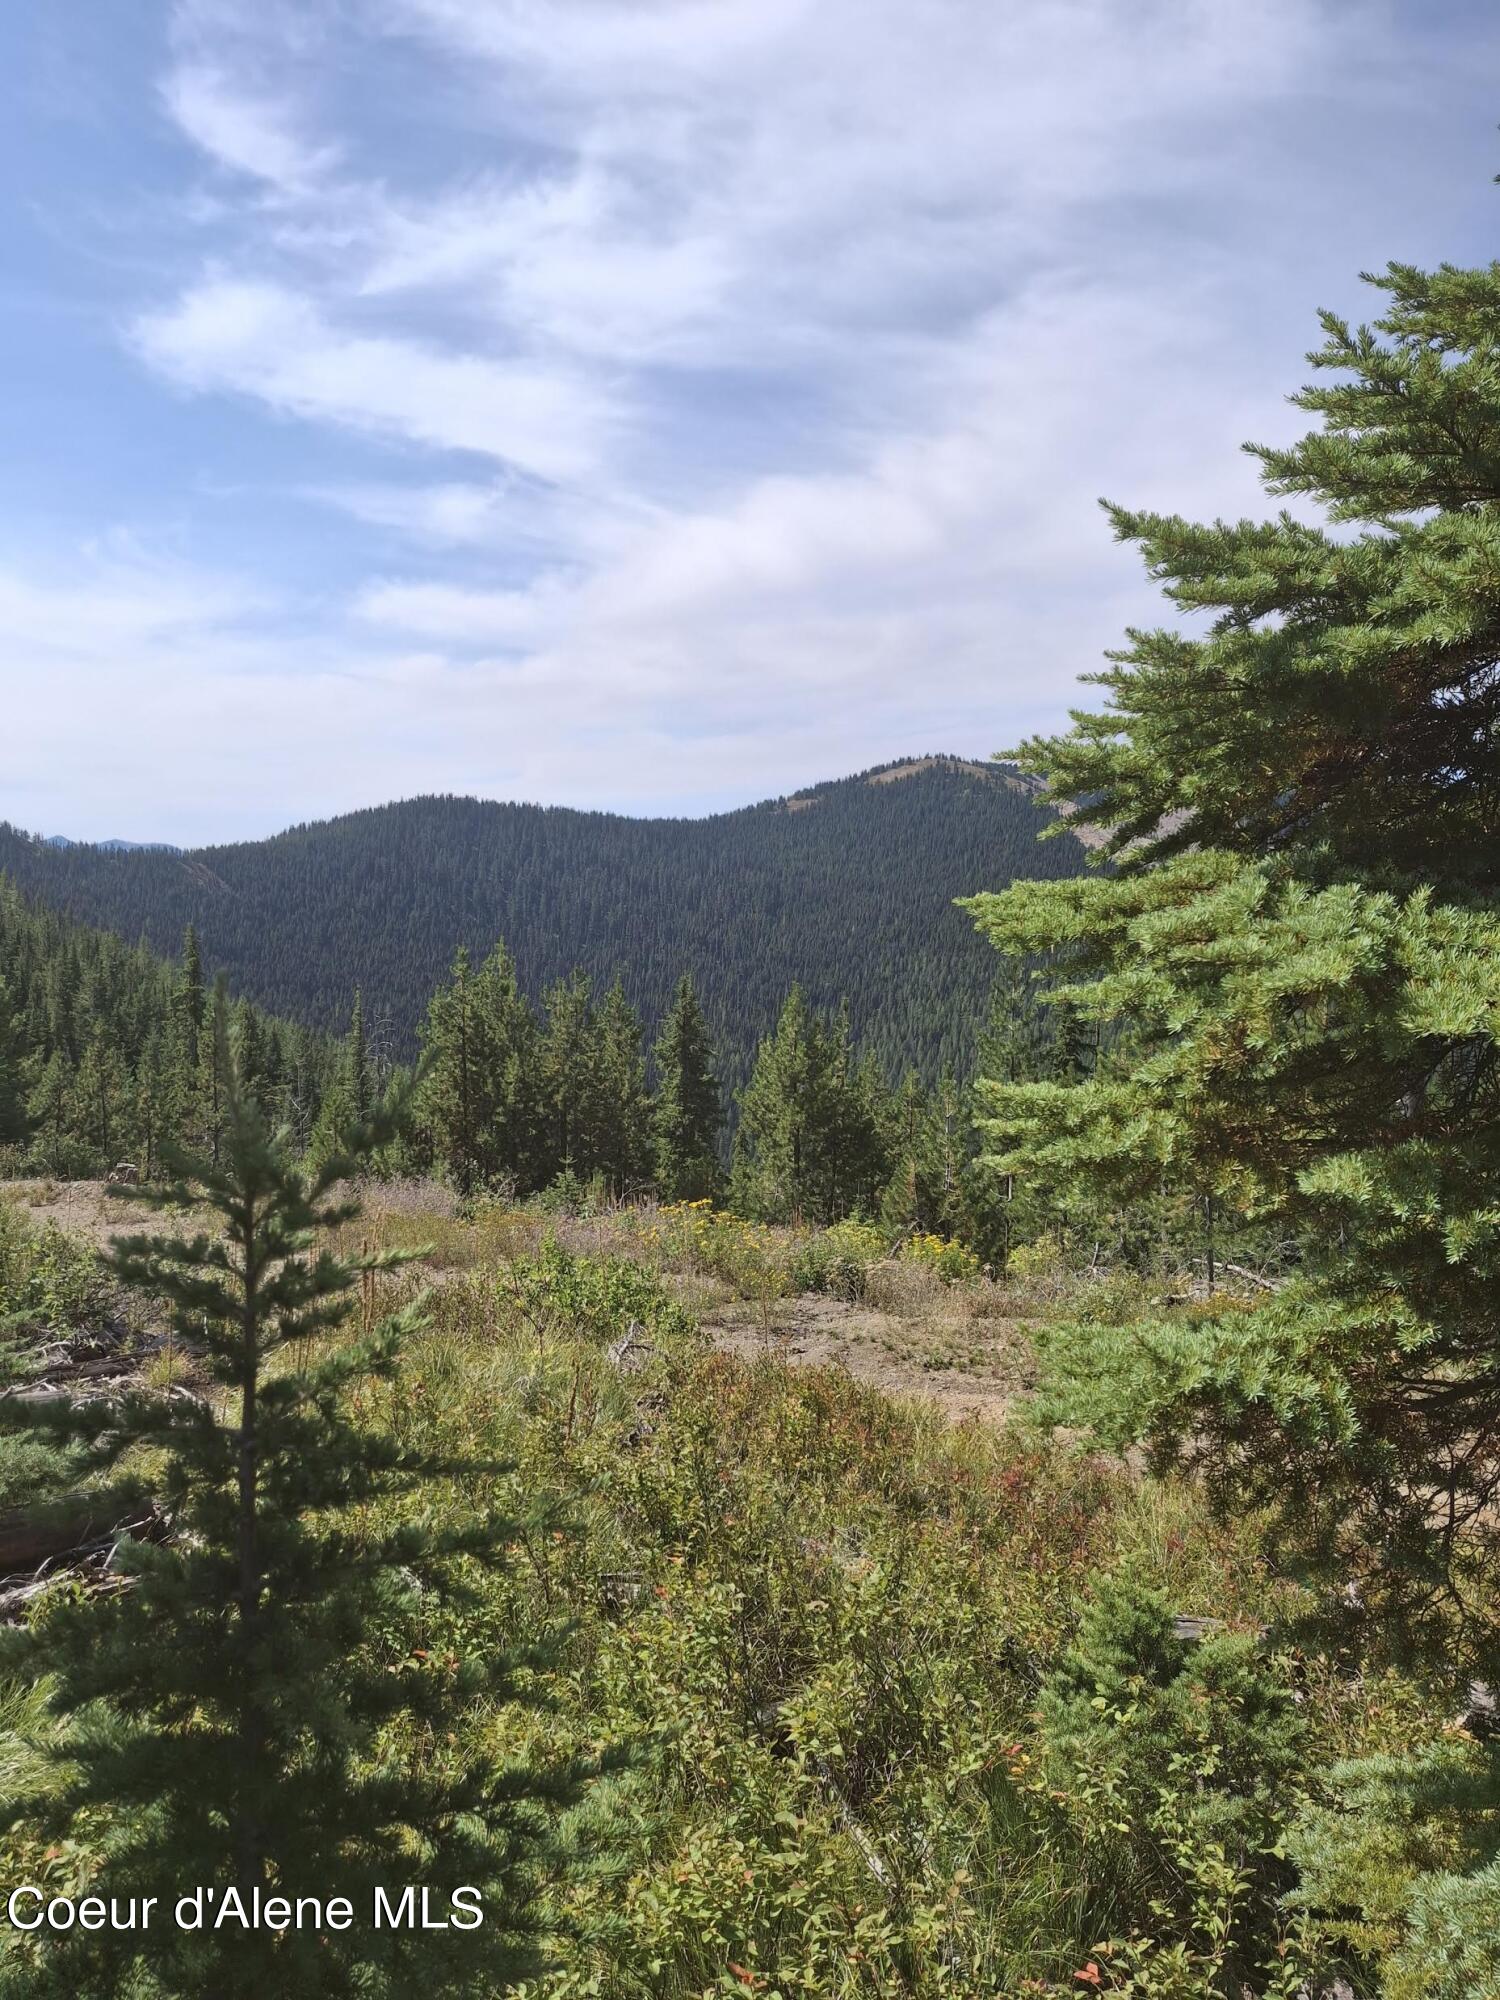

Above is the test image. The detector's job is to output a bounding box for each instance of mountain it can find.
[0,758,1088,1084]
[45,836,183,854]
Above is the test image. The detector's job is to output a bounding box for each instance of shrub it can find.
[504,1240,698,1348]
[1032,1573,1316,1996]
[790,1218,885,1298]
[901,1231,981,1284]
[0,1202,109,1331]
[1290,1740,1500,2000]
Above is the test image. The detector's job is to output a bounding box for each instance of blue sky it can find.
[3,0,1499,843]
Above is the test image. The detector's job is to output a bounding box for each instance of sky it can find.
[2,1,1499,844]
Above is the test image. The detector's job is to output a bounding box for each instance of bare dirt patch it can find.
[4,1179,160,1251]
[701,1291,1030,1424]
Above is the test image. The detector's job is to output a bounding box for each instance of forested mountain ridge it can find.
[0,758,1086,1084]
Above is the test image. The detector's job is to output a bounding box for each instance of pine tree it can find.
[731,988,890,1223]
[134,1026,174,1183]
[962,247,1500,1989]
[308,988,380,1172]
[538,971,596,1186]
[730,986,819,1222]
[346,986,371,1123]
[25,1049,75,1177]
[234,996,268,1108]
[419,943,544,1194]
[1037,1575,1305,1987]
[963,959,1055,1266]
[177,923,205,1073]
[843,1044,896,1218]
[880,1069,967,1239]
[651,975,722,1203]
[74,1031,128,1167]
[417,946,486,1194]
[0,976,27,1148]
[588,976,652,1196]
[0,990,587,1997]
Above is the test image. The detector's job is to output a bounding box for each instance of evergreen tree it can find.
[134,1027,174,1183]
[0,976,27,1148]
[417,946,486,1194]
[587,976,652,1196]
[880,1068,967,1239]
[651,975,722,1203]
[0,991,587,1997]
[74,1031,127,1165]
[176,923,205,1072]
[1038,1575,1306,1990]
[963,960,1053,1266]
[234,997,269,1109]
[963,248,1500,1985]
[346,986,371,1123]
[308,989,379,1172]
[195,1009,226,1165]
[25,1049,76,1177]
[843,1044,895,1217]
[419,943,543,1193]
[538,971,596,1185]
[731,988,891,1223]
[730,986,820,1222]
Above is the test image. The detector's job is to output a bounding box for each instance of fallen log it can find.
[0,1577,52,1619]
[1221,1261,1283,1293]
[0,1501,112,1573]
[0,1499,168,1577]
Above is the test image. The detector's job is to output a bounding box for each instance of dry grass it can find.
[9,1176,1096,1426]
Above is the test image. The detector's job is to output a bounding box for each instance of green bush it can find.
[789,1217,885,1298]
[0,1202,109,1331]
[504,1239,697,1347]
[1290,1740,1500,2000]
[1033,1574,1317,1996]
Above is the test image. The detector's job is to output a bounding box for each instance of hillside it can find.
[0,877,336,1179]
[0,758,1085,1082]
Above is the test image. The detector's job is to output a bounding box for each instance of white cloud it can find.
[343,271,1283,701]
[359,167,736,363]
[308,480,514,545]
[133,279,618,481]
[0,551,258,659]
[14,0,1498,836]
[163,61,335,188]
[372,0,1331,374]
[354,577,566,645]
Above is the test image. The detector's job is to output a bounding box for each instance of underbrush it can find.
[0,1195,113,1334]
[0,1199,1459,1994]
[333,1187,1026,1326]
[308,1245,1413,1996]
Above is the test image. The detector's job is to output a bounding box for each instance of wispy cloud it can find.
[133,279,618,480]
[163,61,335,189]
[5,0,1498,838]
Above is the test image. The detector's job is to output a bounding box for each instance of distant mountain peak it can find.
[864,755,995,785]
[44,835,183,854]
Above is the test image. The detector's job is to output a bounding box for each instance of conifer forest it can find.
[4,14,1500,2000]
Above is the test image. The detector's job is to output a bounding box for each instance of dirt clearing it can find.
[699,1291,1028,1423]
